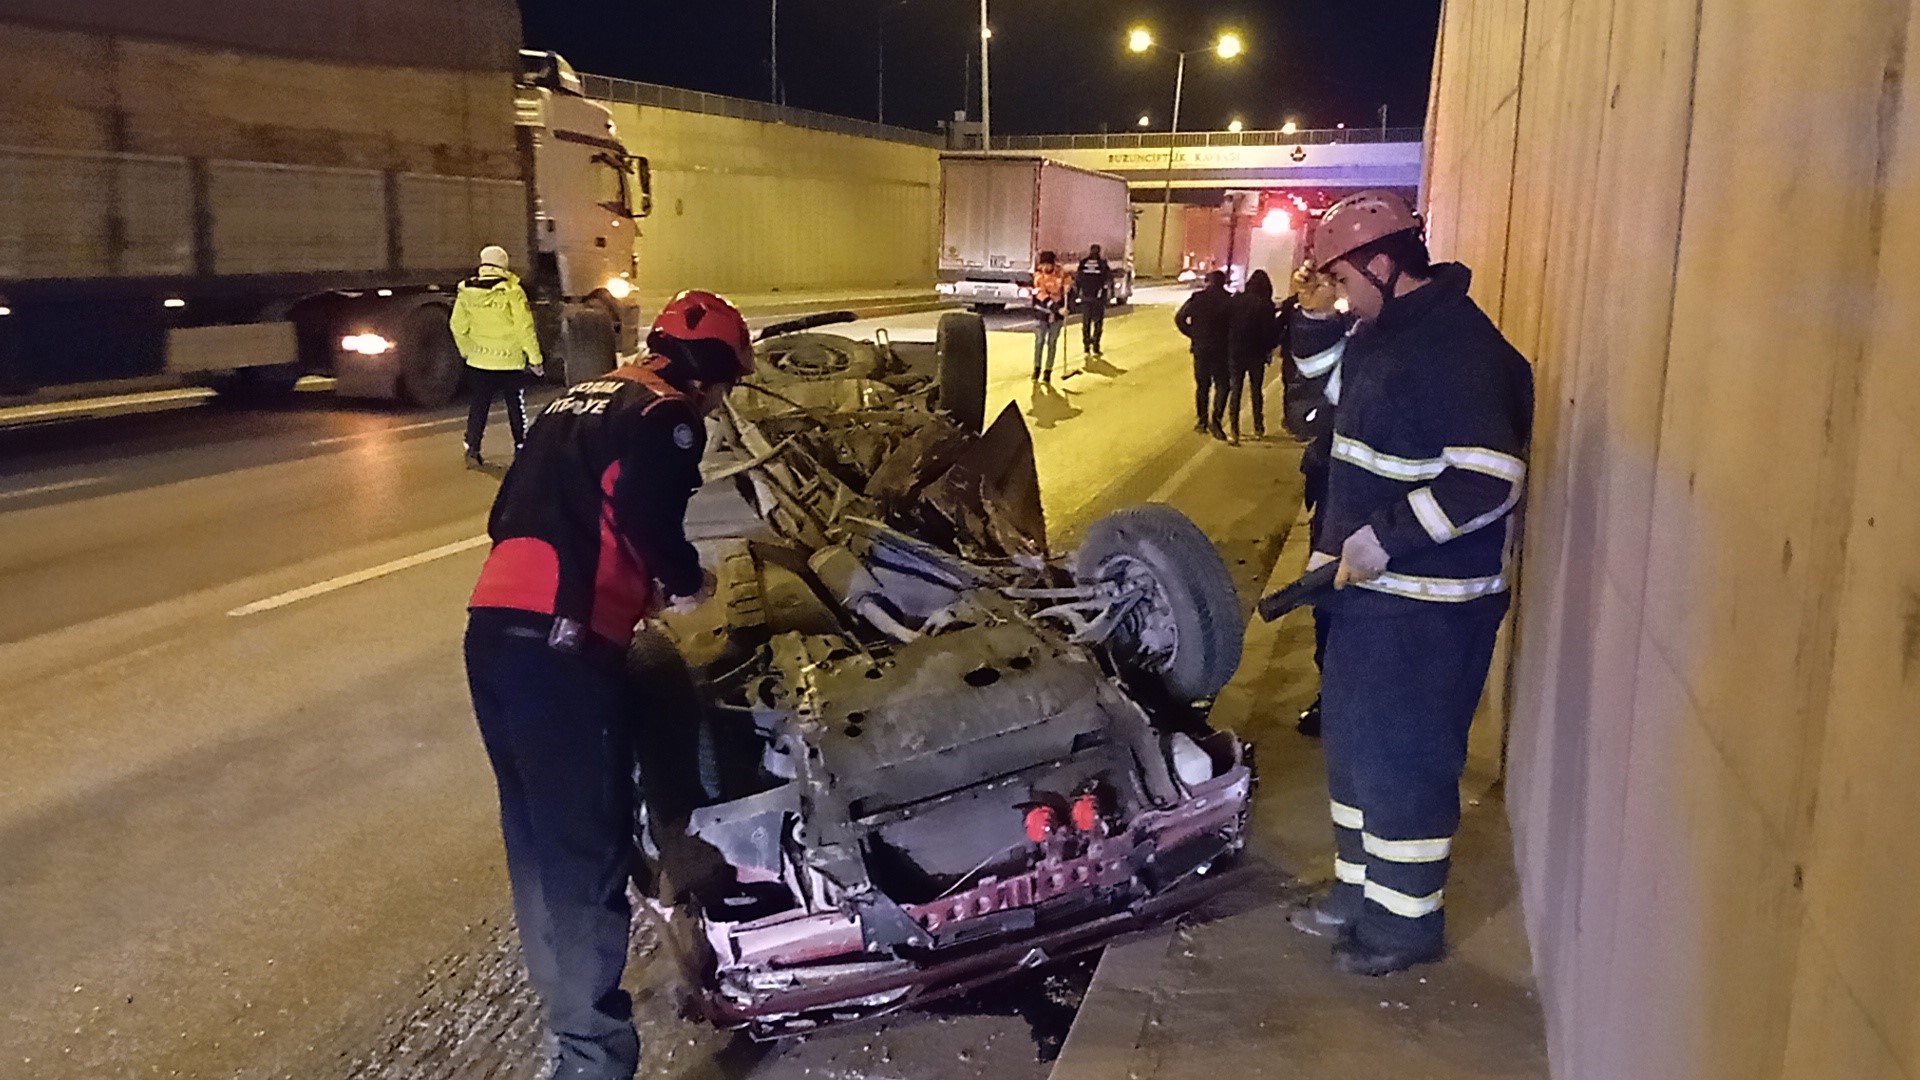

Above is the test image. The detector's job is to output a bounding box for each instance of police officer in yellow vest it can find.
[452,244,545,467]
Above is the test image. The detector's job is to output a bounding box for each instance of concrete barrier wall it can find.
[602,103,941,297]
[1426,2,1920,1078]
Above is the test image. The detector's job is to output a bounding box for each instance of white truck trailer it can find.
[936,155,1134,312]
[0,1,647,407]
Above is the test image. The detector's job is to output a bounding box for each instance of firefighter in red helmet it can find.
[463,289,752,1080]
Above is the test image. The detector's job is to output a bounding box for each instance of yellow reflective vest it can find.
[450,267,544,371]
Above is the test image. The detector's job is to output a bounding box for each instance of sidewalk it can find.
[1049,512,1550,1080]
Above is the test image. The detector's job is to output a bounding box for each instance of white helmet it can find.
[479,245,511,270]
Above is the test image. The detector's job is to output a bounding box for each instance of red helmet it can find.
[1311,190,1423,268]
[648,289,754,383]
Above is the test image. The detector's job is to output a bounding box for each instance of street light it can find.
[1227,118,1244,133]
[980,0,992,149]
[1281,119,1299,135]
[1127,28,1247,276]
[1138,114,1152,128]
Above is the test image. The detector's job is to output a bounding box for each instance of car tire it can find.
[1074,503,1244,701]
[397,304,462,408]
[560,304,618,385]
[935,312,989,434]
[627,628,726,811]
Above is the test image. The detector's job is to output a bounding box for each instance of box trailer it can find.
[0,1,648,406]
[936,155,1134,312]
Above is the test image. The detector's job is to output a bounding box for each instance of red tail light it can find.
[1071,793,1101,833]
[1023,806,1058,842]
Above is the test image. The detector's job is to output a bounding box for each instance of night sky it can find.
[521,0,1442,136]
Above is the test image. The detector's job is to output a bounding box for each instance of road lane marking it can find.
[0,476,108,501]
[306,416,465,447]
[227,534,491,617]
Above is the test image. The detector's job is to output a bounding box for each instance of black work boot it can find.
[1332,935,1445,977]
[464,445,485,469]
[1288,890,1356,939]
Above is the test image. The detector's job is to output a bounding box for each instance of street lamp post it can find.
[1130,29,1244,278]
[980,0,992,149]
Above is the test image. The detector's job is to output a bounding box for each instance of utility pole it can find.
[979,0,992,149]
[1379,103,1389,136]
[770,0,781,105]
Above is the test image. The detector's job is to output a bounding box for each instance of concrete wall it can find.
[603,103,941,297]
[1426,2,1920,1078]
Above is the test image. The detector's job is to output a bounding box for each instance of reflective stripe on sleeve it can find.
[1364,881,1446,918]
[1443,445,1527,483]
[1330,800,1365,830]
[1409,487,1457,543]
[1335,858,1367,884]
[1295,339,1345,379]
[1358,571,1509,603]
[1332,435,1446,481]
[1363,833,1453,863]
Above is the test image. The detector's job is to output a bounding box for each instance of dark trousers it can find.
[1081,299,1108,352]
[1320,597,1507,955]
[466,367,529,454]
[1192,350,1229,426]
[1224,359,1267,436]
[465,613,641,1080]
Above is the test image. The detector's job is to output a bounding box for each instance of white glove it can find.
[1334,526,1390,589]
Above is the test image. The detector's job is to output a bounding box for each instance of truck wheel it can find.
[397,304,462,408]
[561,306,618,385]
[935,312,989,435]
[1074,503,1245,702]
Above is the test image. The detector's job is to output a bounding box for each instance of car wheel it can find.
[627,628,725,811]
[935,312,989,434]
[1074,503,1245,701]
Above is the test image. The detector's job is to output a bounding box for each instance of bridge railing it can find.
[989,128,1425,151]
[579,72,945,149]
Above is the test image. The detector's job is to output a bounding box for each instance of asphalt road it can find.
[0,287,1305,1079]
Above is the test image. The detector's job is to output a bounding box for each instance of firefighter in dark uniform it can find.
[1289,191,1534,976]
[462,289,753,1079]
[1073,244,1114,357]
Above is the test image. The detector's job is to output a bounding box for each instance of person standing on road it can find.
[1073,243,1115,358]
[1174,269,1233,439]
[451,244,545,468]
[1280,263,1353,738]
[463,289,752,1080]
[1031,250,1072,381]
[1289,190,1533,977]
[1222,268,1281,445]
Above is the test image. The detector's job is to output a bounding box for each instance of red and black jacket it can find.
[468,363,707,649]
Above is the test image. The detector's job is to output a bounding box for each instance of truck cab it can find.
[516,50,650,373]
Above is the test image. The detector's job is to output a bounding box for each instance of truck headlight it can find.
[341,333,396,355]
[603,276,634,300]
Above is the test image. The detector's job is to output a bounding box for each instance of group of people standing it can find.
[1030,245,1116,380]
[1176,265,1348,447]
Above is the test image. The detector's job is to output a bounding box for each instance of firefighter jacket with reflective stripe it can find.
[1313,263,1534,611]
[468,363,705,650]
[451,267,544,371]
[1283,301,1355,463]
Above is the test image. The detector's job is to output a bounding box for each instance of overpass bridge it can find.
[986,128,1425,195]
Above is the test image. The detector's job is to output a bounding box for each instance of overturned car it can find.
[634,313,1254,1038]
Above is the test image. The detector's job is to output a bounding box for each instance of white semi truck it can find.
[0,0,645,407]
[936,154,1134,312]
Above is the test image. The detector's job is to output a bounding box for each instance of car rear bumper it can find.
[692,766,1254,1038]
